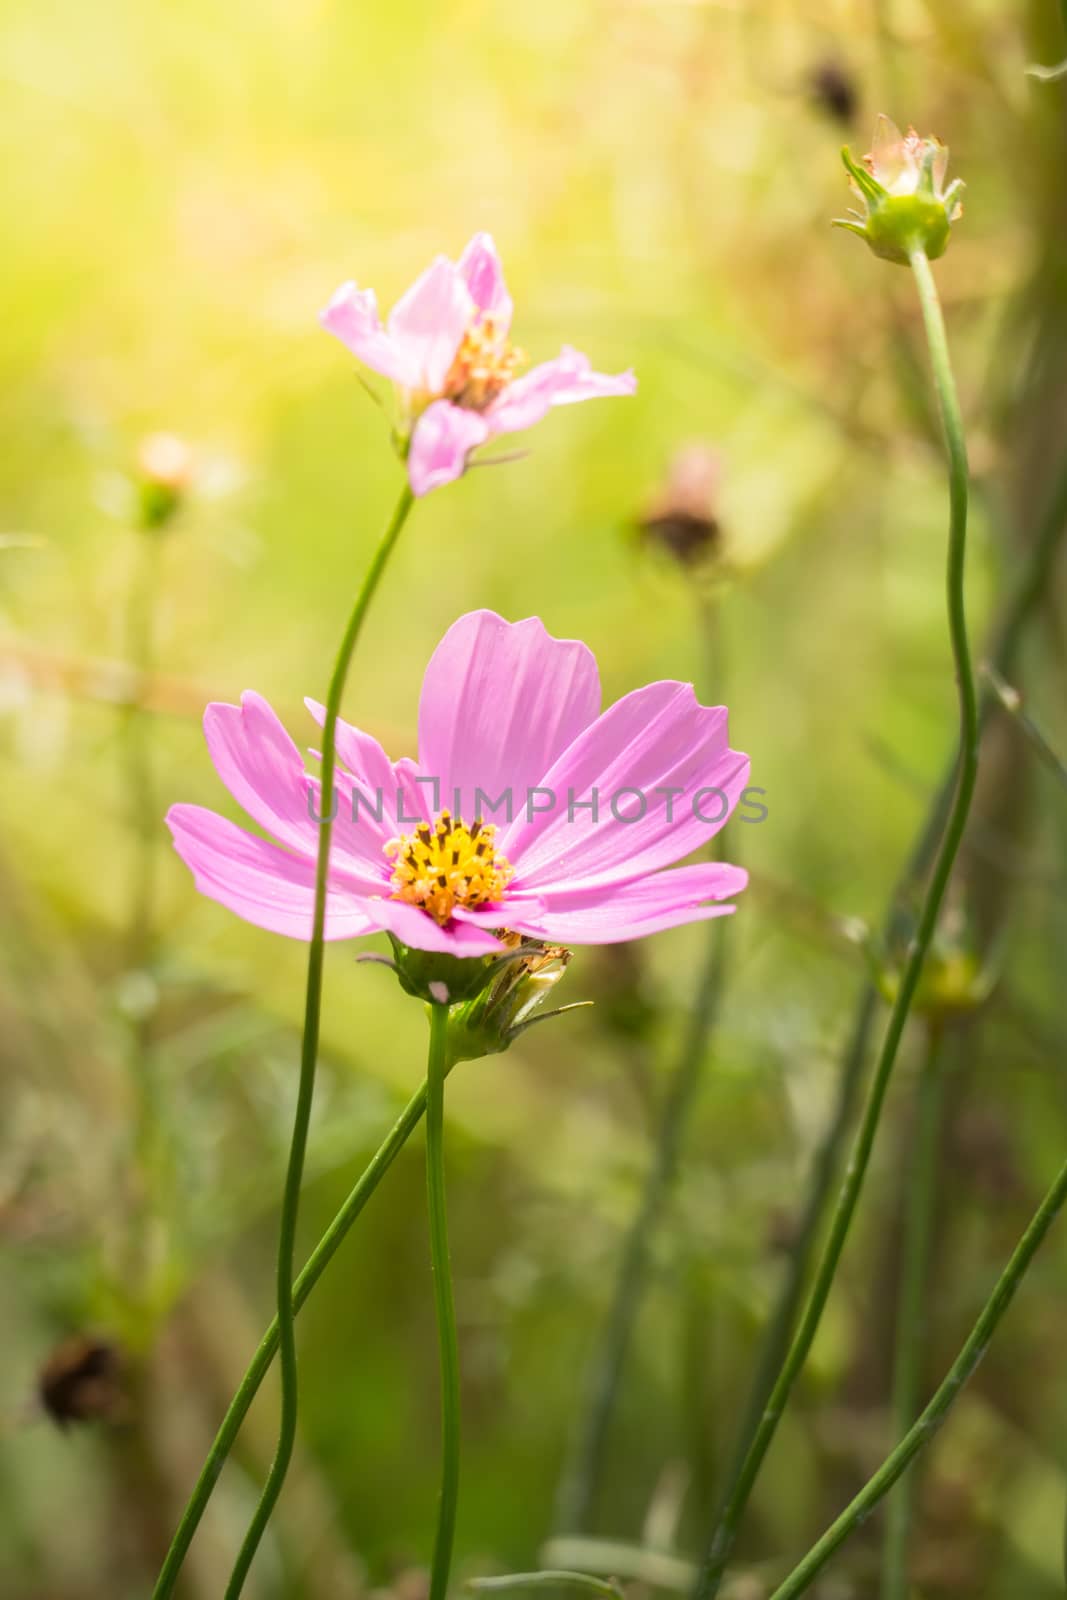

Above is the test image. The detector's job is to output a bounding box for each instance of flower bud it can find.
[38,1335,127,1429]
[370,934,580,1060]
[136,432,193,530]
[383,936,507,1007]
[834,115,964,265]
[445,935,579,1063]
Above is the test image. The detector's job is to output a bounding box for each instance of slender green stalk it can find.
[880,1025,946,1600]
[899,448,1067,899]
[221,483,415,1599]
[152,1079,430,1598]
[769,1154,1067,1599]
[427,1000,461,1600]
[695,249,979,1599]
[469,1573,624,1600]
[716,431,1067,1514]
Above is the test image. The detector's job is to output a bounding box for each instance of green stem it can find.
[880,1024,946,1600]
[769,1154,1067,1600]
[221,482,415,1599]
[695,248,979,1599]
[152,1078,430,1599]
[427,1000,461,1600]
[715,420,1067,1524]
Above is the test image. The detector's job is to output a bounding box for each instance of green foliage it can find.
[2,2,1067,1597]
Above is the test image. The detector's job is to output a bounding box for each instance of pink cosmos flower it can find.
[166,611,750,956]
[320,234,637,497]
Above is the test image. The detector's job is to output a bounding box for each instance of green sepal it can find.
[840,144,881,203]
[864,192,953,265]
[446,939,578,1064]
[386,934,507,1006]
[837,130,963,267]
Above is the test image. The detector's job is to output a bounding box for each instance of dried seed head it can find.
[38,1335,126,1429]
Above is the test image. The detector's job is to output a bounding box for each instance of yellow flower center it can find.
[386,811,514,925]
[443,316,525,411]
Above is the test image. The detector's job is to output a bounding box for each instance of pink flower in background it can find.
[320,234,637,496]
[167,612,749,957]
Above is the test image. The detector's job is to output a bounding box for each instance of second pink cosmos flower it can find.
[167,612,749,957]
[320,234,636,497]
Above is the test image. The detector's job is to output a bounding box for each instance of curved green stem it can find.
[880,1024,946,1600]
[152,1078,429,1598]
[695,249,979,1599]
[218,483,415,1599]
[427,1001,461,1600]
[714,406,1067,1536]
[769,1154,1067,1599]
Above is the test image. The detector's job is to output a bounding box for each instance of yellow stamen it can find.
[443,316,525,411]
[385,810,514,925]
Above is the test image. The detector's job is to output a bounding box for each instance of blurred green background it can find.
[2,1,1067,1596]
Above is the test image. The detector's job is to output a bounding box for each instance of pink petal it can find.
[304,768,414,883]
[387,255,473,394]
[407,400,490,497]
[457,232,513,331]
[930,140,949,191]
[501,682,750,892]
[487,345,637,436]
[417,610,600,825]
[449,893,547,926]
[394,756,437,824]
[503,863,747,945]
[365,895,504,956]
[303,701,428,844]
[320,282,416,386]
[868,114,908,188]
[167,805,377,941]
[203,693,318,858]
[302,703,394,795]
[204,693,395,886]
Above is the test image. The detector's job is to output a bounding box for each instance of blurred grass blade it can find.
[469,1571,625,1600]
[983,665,1067,794]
